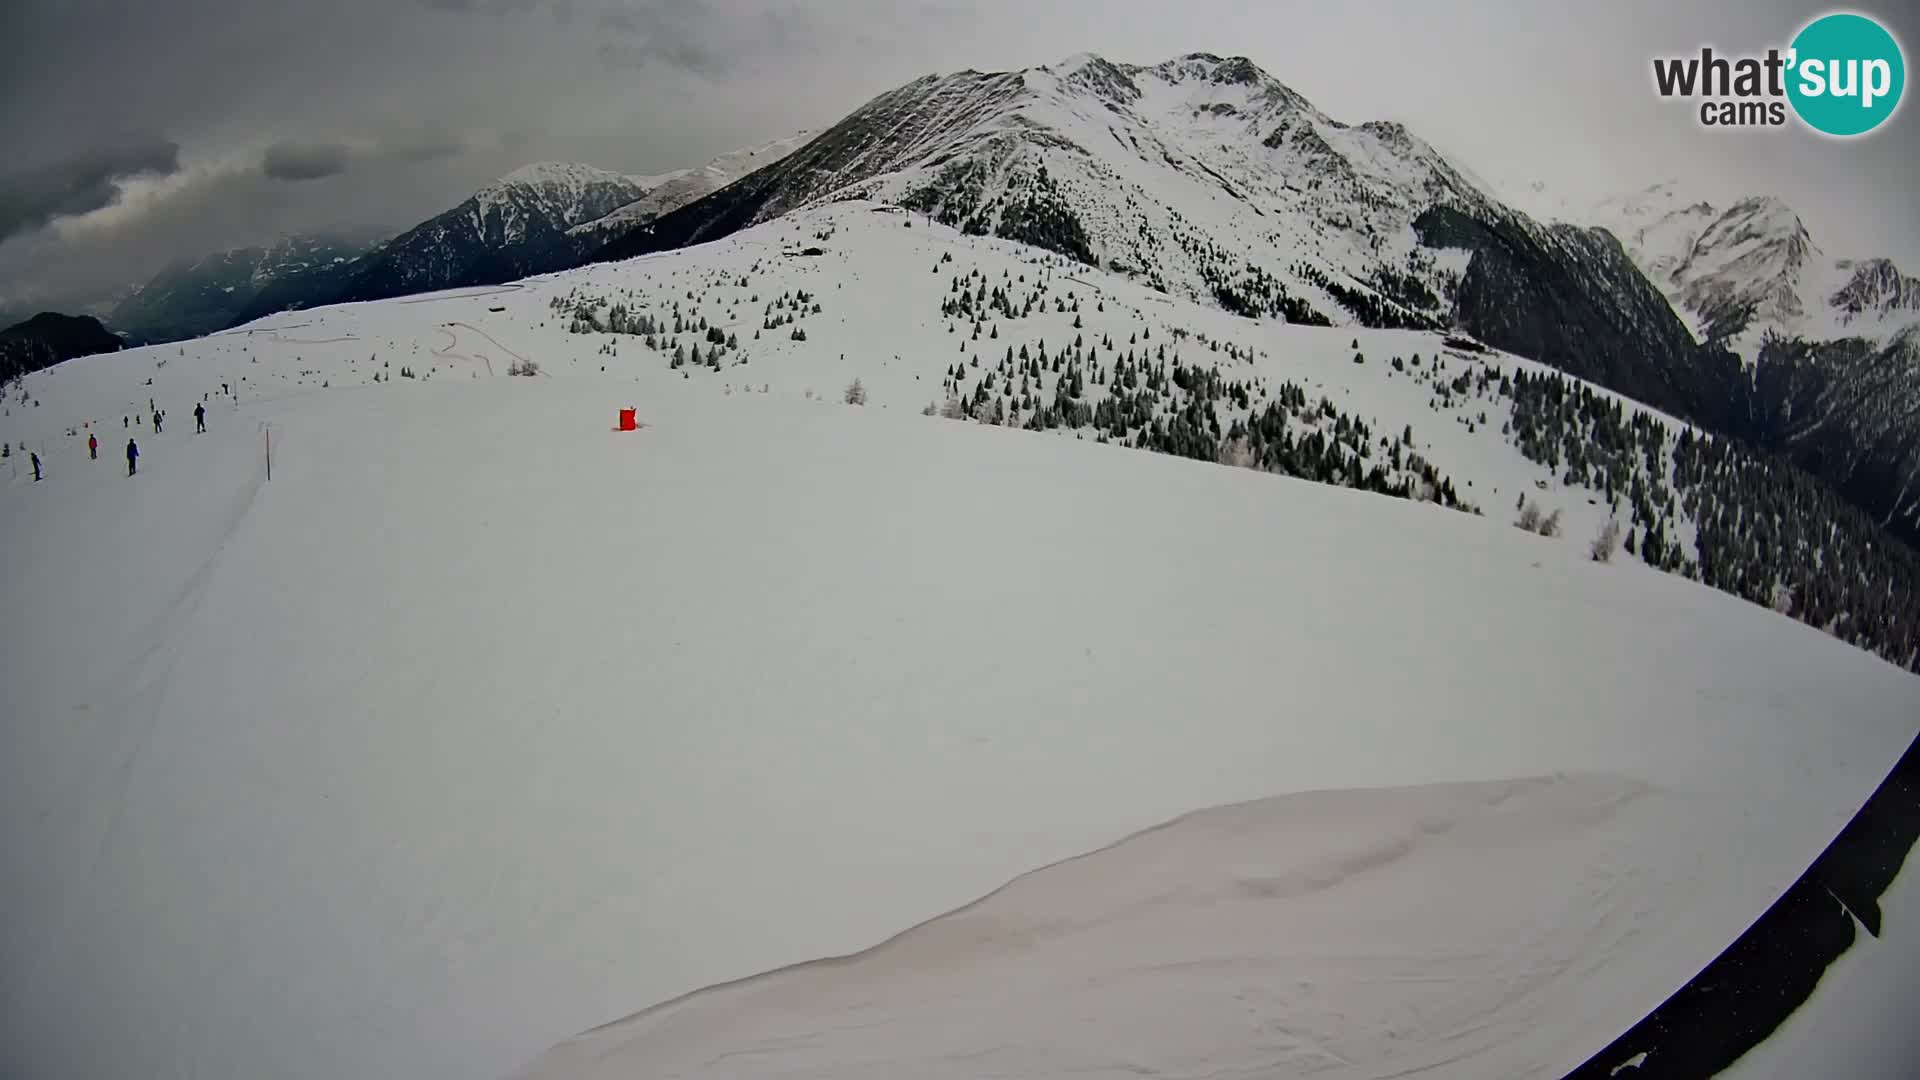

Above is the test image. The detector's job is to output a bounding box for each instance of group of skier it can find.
[24,397,207,483]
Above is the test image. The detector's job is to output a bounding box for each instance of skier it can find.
[194,402,206,433]
[126,439,139,476]
[31,452,41,482]
[89,433,98,460]
[152,410,162,434]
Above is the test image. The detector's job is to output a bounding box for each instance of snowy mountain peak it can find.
[1710,195,1811,245]
[475,162,647,224]
[1831,257,1920,319]
[1594,178,1920,352]
[1132,52,1322,118]
[1044,51,1106,75]
[1668,194,1818,339]
[1044,52,1145,105]
[594,49,1513,337]
[492,161,618,188]
[327,164,649,305]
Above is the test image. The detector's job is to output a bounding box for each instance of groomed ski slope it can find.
[0,204,1916,1080]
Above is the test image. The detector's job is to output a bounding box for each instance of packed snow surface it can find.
[512,774,1791,1080]
[1,203,1916,1080]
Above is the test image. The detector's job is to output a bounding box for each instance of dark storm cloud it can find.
[0,141,181,244]
[262,142,352,182]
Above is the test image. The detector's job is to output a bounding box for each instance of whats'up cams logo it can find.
[1652,11,1906,136]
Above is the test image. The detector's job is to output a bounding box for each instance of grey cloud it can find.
[0,146,521,306]
[757,5,819,49]
[416,0,540,12]
[413,0,727,74]
[262,141,351,181]
[597,39,725,74]
[380,128,470,162]
[0,141,181,244]
[593,0,728,74]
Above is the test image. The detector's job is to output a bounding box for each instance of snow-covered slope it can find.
[17,199,1919,666]
[516,773,1909,1080]
[3,201,1917,1080]
[569,131,816,242]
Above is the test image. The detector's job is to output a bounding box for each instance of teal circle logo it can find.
[1787,12,1905,136]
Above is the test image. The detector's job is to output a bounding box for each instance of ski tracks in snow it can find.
[12,422,275,1022]
[434,322,540,378]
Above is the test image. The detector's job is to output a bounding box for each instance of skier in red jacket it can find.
[88,433,98,459]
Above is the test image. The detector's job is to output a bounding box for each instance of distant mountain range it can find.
[1513,180,1920,543]
[326,162,653,306]
[0,312,125,386]
[242,134,811,316]
[326,136,812,306]
[1581,181,1919,352]
[109,228,393,345]
[18,134,816,347]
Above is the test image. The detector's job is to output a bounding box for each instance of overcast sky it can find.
[2,0,1915,308]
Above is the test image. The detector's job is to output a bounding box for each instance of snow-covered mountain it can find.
[1580,181,1920,353]
[0,285,134,338]
[329,162,654,306]
[598,53,1497,324]
[3,197,1916,1080]
[588,53,1734,439]
[0,311,125,386]
[304,141,823,313]
[109,229,391,344]
[568,131,815,243]
[1569,182,1920,541]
